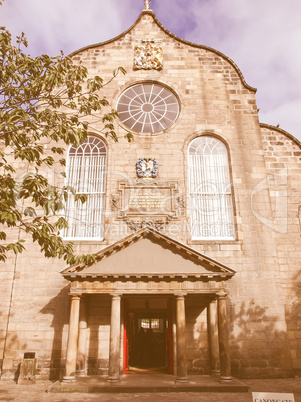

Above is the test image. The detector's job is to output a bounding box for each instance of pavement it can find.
[0,377,300,401]
[47,373,249,393]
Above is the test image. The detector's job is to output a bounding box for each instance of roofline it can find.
[260,123,301,148]
[61,225,237,275]
[68,10,256,93]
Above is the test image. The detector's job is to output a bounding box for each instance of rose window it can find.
[117,83,179,133]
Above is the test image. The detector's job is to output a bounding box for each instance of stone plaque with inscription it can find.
[129,188,168,213]
[115,182,181,230]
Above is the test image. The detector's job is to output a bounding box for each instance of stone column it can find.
[107,294,121,383]
[76,296,87,377]
[172,298,177,376]
[62,294,81,383]
[175,294,189,383]
[217,291,232,383]
[208,299,220,375]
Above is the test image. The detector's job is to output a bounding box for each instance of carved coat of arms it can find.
[134,40,163,70]
[136,158,158,179]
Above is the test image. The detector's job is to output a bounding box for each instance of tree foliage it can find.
[0,26,131,264]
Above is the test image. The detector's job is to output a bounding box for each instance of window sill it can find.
[62,238,109,245]
[188,239,241,245]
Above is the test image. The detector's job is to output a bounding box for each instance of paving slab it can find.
[0,377,300,402]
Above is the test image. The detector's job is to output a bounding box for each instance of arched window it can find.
[63,136,107,239]
[188,136,235,240]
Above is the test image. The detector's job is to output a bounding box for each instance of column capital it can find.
[110,293,122,300]
[216,290,228,299]
[69,293,82,300]
[174,292,187,299]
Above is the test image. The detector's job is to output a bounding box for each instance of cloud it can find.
[157,0,301,140]
[259,99,301,138]
[1,0,300,141]
[0,0,129,55]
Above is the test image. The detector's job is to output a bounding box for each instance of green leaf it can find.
[0,25,128,262]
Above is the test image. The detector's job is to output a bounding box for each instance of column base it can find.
[175,377,189,384]
[75,369,87,377]
[220,376,233,383]
[61,375,76,384]
[106,377,121,384]
[211,369,221,376]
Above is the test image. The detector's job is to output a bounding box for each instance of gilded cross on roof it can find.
[144,0,151,10]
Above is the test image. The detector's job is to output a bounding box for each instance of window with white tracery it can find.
[63,136,107,239]
[117,83,179,134]
[188,136,235,240]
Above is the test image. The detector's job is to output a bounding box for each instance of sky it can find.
[1,0,301,141]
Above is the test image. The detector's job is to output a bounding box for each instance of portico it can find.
[60,227,236,384]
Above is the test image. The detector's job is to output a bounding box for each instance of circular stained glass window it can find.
[117,83,179,134]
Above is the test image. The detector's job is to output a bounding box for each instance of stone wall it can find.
[185,296,209,375]
[86,295,110,375]
[261,125,301,375]
[0,10,300,379]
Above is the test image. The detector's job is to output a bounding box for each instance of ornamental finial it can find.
[144,0,151,10]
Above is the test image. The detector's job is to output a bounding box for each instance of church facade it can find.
[1,5,301,382]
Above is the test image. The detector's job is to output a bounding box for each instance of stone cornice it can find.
[260,123,301,149]
[63,272,232,280]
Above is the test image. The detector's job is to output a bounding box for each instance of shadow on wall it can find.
[229,298,293,378]
[186,294,212,375]
[0,310,28,380]
[27,286,301,380]
[86,294,111,376]
[284,270,301,377]
[40,285,70,381]
[42,291,112,379]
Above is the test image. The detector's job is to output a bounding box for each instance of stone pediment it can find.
[61,227,236,280]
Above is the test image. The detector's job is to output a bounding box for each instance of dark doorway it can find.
[123,297,173,374]
[130,313,167,369]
